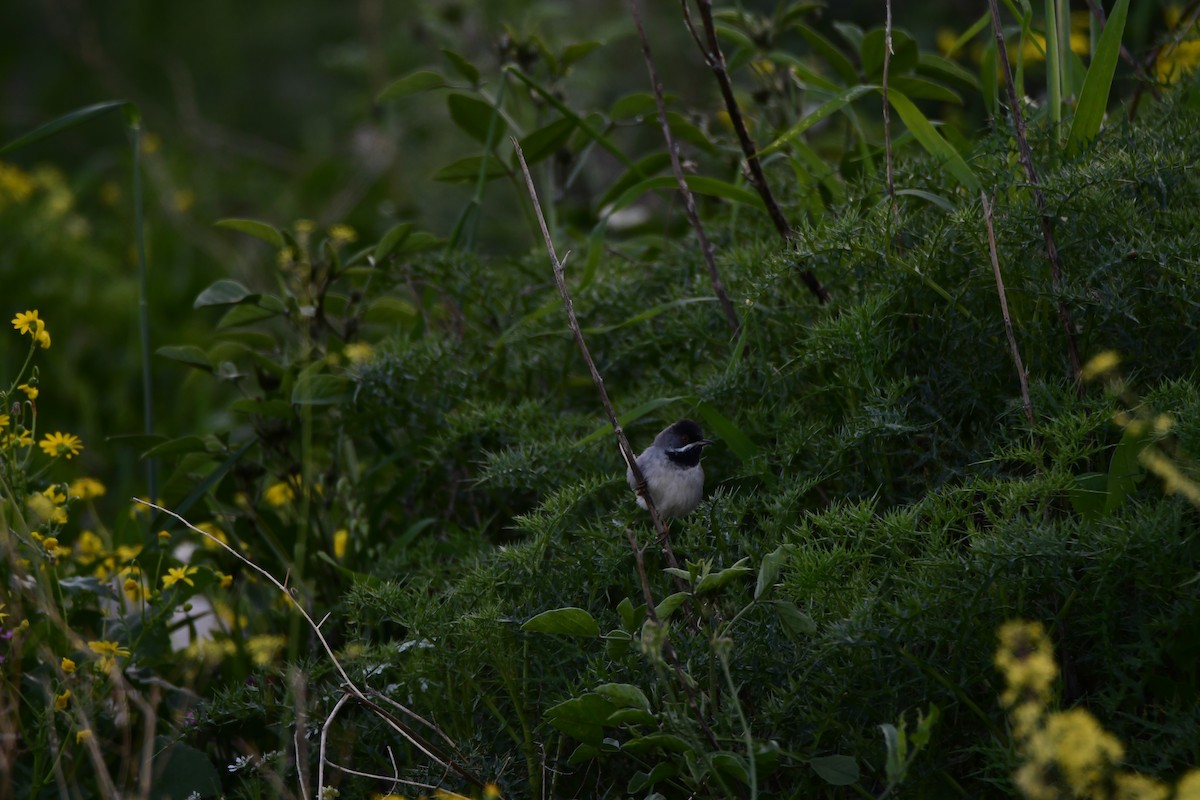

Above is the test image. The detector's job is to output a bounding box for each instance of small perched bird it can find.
[627,419,714,518]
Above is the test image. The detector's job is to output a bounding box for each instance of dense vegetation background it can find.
[2,1,1199,798]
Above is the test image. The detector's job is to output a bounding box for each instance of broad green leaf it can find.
[760,85,874,157]
[666,111,717,153]
[606,175,765,217]
[561,40,603,69]
[887,91,980,192]
[1105,422,1150,513]
[546,694,618,745]
[397,230,443,254]
[621,733,692,755]
[1066,0,1129,155]
[711,752,750,784]
[896,188,958,213]
[606,708,657,727]
[755,545,791,600]
[574,396,691,447]
[597,152,672,210]
[230,399,294,419]
[810,754,859,786]
[616,597,645,632]
[889,75,962,105]
[696,403,757,463]
[377,70,446,103]
[594,683,650,709]
[217,304,278,329]
[695,558,752,595]
[364,296,418,325]
[446,93,506,144]
[141,435,209,459]
[654,591,690,621]
[441,48,480,84]
[0,100,131,155]
[194,279,254,308]
[432,155,510,183]
[774,600,818,637]
[627,763,679,793]
[917,52,982,90]
[516,117,577,165]
[149,738,221,800]
[373,222,413,262]
[155,345,212,372]
[611,92,661,119]
[292,365,351,405]
[214,218,283,248]
[521,607,600,637]
[1070,471,1108,520]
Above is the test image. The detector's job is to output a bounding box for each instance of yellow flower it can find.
[1028,708,1123,794]
[27,493,65,526]
[246,634,286,666]
[483,783,502,798]
[54,689,71,711]
[42,536,71,560]
[1177,770,1200,800]
[88,639,130,671]
[123,576,144,602]
[0,414,8,427]
[69,477,107,501]
[75,530,105,564]
[196,521,229,550]
[433,789,471,800]
[1112,771,1169,800]
[18,383,38,400]
[0,603,7,624]
[162,565,199,589]
[39,431,83,459]
[264,480,296,507]
[333,528,349,560]
[344,342,374,365]
[61,657,76,673]
[328,223,357,243]
[218,572,233,589]
[1081,350,1120,382]
[11,309,42,335]
[35,328,50,349]
[157,530,172,542]
[75,729,93,744]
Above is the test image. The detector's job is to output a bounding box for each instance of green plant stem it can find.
[130,121,157,505]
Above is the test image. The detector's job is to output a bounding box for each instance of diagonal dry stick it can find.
[986,0,1083,386]
[981,191,1036,426]
[627,0,740,339]
[510,139,684,574]
[681,0,831,305]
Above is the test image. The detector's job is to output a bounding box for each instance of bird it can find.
[626,419,714,518]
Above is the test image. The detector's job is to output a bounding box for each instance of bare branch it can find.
[986,0,1082,385]
[981,191,1036,426]
[628,0,740,338]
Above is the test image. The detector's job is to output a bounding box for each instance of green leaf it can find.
[377,70,447,103]
[562,40,603,69]
[364,296,418,325]
[517,117,577,165]
[446,93,506,144]
[214,218,283,248]
[1066,0,1130,155]
[793,23,858,84]
[654,591,690,621]
[695,558,752,595]
[594,683,650,709]
[622,733,692,755]
[521,607,600,637]
[695,404,757,464]
[432,155,510,183]
[546,694,618,745]
[896,188,958,213]
[149,737,221,800]
[217,304,278,329]
[292,365,351,405]
[582,297,716,336]
[773,600,817,637]
[606,708,657,727]
[441,49,480,84]
[1105,422,1150,513]
[616,597,645,632]
[597,152,671,210]
[230,399,294,419]
[155,345,212,372]
[607,175,765,215]
[194,279,255,308]
[574,396,691,447]
[887,90,980,192]
[0,100,132,155]
[760,85,874,157]
[610,92,662,119]
[711,752,750,784]
[889,75,962,105]
[810,754,859,786]
[627,762,679,793]
[373,222,413,262]
[755,545,791,600]
[141,436,209,459]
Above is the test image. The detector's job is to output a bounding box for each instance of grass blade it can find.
[1066,0,1129,155]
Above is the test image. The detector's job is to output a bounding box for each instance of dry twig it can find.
[981,192,1036,426]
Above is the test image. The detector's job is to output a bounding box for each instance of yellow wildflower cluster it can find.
[997,620,1200,799]
[12,309,51,349]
